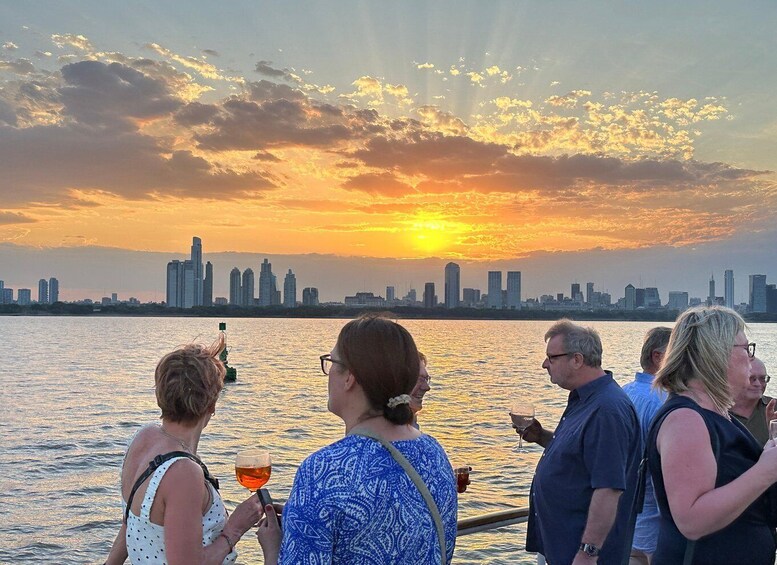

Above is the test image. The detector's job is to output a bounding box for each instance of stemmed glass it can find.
[509,402,536,453]
[770,420,777,443]
[235,450,272,491]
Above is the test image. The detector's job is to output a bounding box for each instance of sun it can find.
[409,217,452,255]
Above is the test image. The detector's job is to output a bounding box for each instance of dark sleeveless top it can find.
[647,394,777,565]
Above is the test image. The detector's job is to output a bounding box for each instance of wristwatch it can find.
[578,542,601,557]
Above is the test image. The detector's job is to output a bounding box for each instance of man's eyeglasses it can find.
[546,352,575,363]
[750,374,771,384]
[733,342,756,359]
[320,354,346,375]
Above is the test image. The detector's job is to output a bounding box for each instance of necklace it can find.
[158,424,193,452]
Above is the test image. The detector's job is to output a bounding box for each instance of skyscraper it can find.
[302,287,319,306]
[48,277,59,303]
[571,283,581,302]
[166,260,184,307]
[625,284,636,310]
[708,274,715,307]
[229,268,242,305]
[668,291,689,311]
[463,288,480,307]
[38,278,48,304]
[259,259,275,306]
[18,288,31,305]
[182,260,195,308]
[386,286,395,302]
[724,269,734,309]
[487,271,502,309]
[241,268,255,306]
[644,287,661,308]
[444,262,460,308]
[507,271,521,309]
[284,269,297,308]
[749,274,767,313]
[191,236,203,306]
[423,282,436,308]
[586,282,594,305]
[203,262,213,307]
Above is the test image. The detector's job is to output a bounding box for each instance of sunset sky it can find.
[1,2,776,301]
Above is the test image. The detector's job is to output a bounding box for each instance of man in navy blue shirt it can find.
[519,319,640,565]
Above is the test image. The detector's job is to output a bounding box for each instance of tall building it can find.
[506,271,521,309]
[302,287,319,306]
[423,282,436,308]
[259,259,275,306]
[241,268,255,306]
[182,260,195,308]
[38,278,48,304]
[191,236,203,307]
[444,262,460,308]
[283,269,297,308]
[624,284,636,310]
[48,277,59,303]
[166,260,184,307]
[203,262,213,307]
[749,274,767,313]
[668,291,689,311]
[586,282,594,305]
[708,274,715,307]
[644,287,661,309]
[463,288,480,307]
[229,268,242,305]
[766,284,777,314]
[18,288,31,305]
[487,271,502,309]
[386,286,395,302]
[571,283,581,302]
[724,269,734,309]
[405,288,417,303]
[1,287,12,305]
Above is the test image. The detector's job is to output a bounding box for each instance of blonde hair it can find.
[655,306,746,414]
[155,335,226,424]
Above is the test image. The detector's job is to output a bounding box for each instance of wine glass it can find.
[235,450,272,491]
[509,402,536,453]
[770,420,777,443]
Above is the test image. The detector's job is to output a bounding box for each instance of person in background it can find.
[648,306,777,563]
[410,351,432,428]
[622,327,672,565]
[105,338,263,565]
[730,357,775,446]
[521,319,640,565]
[256,314,457,564]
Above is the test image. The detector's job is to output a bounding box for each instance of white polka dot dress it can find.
[123,457,237,564]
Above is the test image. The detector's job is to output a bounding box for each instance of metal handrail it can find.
[456,507,530,537]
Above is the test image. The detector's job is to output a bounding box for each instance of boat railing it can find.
[456,507,529,536]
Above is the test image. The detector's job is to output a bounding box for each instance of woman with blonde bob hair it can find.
[106,337,264,565]
[647,306,777,564]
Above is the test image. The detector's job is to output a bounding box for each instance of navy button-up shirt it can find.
[526,372,641,565]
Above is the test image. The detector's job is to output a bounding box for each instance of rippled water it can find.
[2,317,775,564]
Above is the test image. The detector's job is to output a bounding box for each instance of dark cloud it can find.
[174,102,219,126]
[255,60,287,78]
[247,80,306,102]
[342,172,415,196]
[202,49,220,57]
[0,58,36,74]
[0,99,16,126]
[0,211,35,225]
[58,60,182,128]
[253,151,281,162]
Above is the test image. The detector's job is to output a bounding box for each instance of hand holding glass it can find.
[510,402,536,452]
[235,450,272,490]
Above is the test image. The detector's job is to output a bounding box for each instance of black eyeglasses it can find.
[733,342,756,359]
[546,352,575,363]
[320,354,346,375]
[750,374,771,384]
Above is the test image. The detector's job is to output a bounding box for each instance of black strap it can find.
[124,451,219,523]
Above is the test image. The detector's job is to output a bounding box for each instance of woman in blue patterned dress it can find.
[256,314,458,564]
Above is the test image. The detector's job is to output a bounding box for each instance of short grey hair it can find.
[545,319,602,368]
[656,306,746,414]
[640,327,672,372]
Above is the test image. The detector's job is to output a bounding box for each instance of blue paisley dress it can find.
[279,434,457,564]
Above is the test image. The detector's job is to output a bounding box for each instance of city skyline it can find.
[1,3,776,280]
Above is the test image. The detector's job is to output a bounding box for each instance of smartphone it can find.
[257,488,273,508]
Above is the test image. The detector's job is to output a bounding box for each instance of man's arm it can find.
[517,419,554,448]
[571,488,622,564]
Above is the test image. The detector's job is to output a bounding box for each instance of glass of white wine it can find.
[509,402,536,453]
[235,450,272,491]
[769,420,777,443]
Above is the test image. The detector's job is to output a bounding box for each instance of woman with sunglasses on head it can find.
[105,338,264,565]
[647,305,777,564]
[256,313,457,564]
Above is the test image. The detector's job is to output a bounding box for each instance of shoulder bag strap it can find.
[353,431,447,565]
[124,451,218,523]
